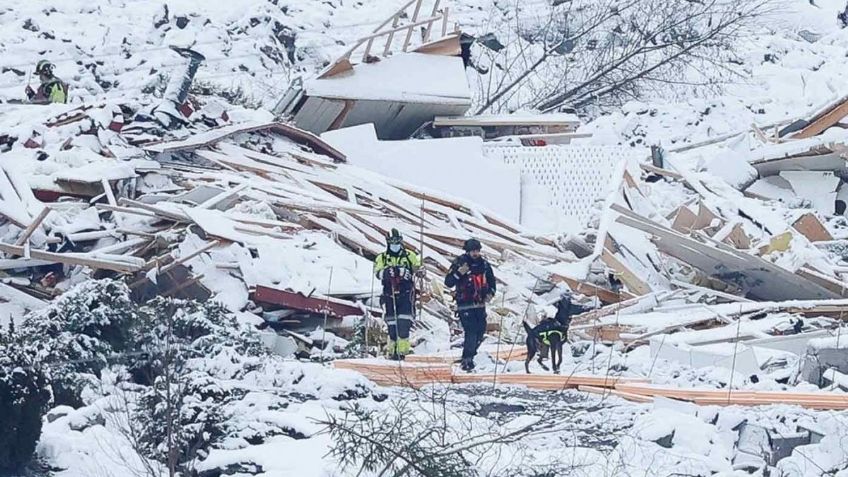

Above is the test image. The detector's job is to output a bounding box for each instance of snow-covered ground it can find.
[5,0,848,476]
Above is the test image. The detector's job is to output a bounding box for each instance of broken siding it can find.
[486,144,635,227]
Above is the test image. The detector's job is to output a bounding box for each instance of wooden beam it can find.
[0,242,143,273]
[95,203,158,218]
[550,273,632,304]
[160,240,221,274]
[793,96,848,139]
[14,207,51,246]
[252,285,382,318]
[117,198,190,223]
[101,178,117,206]
[601,248,652,296]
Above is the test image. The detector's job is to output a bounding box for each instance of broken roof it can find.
[305,53,471,105]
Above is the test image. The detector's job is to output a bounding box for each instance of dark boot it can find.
[461,358,475,372]
[460,358,470,371]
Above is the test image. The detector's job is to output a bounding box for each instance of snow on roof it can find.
[305,53,471,105]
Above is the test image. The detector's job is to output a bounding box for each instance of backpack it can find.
[456,261,488,304]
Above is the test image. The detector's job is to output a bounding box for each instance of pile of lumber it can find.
[451,372,647,390]
[336,357,848,410]
[333,358,645,391]
[404,346,529,364]
[334,359,454,388]
[611,383,848,410]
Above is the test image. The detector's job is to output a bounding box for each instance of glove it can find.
[414,269,427,278]
[457,263,470,275]
[25,86,35,99]
[485,293,495,303]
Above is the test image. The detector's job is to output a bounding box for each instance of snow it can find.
[306,53,472,104]
[703,147,758,189]
[6,0,848,475]
[436,112,581,125]
[323,123,522,222]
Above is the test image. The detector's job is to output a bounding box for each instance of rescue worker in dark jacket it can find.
[25,60,69,104]
[374,229,421,360]
[444,238,496,371]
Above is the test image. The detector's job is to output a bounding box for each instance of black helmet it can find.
[35,60,54,76]
[463,238,482,252]
[386,228,403,245]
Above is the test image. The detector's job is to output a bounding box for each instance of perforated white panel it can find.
[486,145,633,226]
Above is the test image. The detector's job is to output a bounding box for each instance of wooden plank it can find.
[253,285,382,318]
[792,213,833,242]
[0,242,143,273]
[14,206,51,246]
[145,122,279,153]
[792,96,848,139]
[640,163,684,180]
[551,273,633,304]
[198,183,250,210]
[670,206,698,233]
[795,267,848,298]
[269,123,347,163]
[160,240,221,273]
[304,214,385,257]
[572,292,665,325]
[578,385,654,404]
[117,198,190,223]
[101,178,117,206]
[452,373,648,390]
[95,203,158,219]
[601,248,652,296]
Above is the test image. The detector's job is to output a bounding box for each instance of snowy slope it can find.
[3,0,848,151]
[585,0,848,147]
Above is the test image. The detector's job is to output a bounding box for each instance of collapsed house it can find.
[274,0,471,140]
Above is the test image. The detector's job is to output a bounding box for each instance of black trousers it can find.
[458,307,487,360]
[384,291,414,340]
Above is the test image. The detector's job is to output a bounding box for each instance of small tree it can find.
[19,279,139,406]
[129,298,262,476]
[0,326,51,473]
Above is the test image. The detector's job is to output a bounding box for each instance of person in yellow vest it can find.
[374,229,420,360]
[25,60,69,104]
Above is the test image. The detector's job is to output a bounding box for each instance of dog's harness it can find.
[537,329,565,346]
